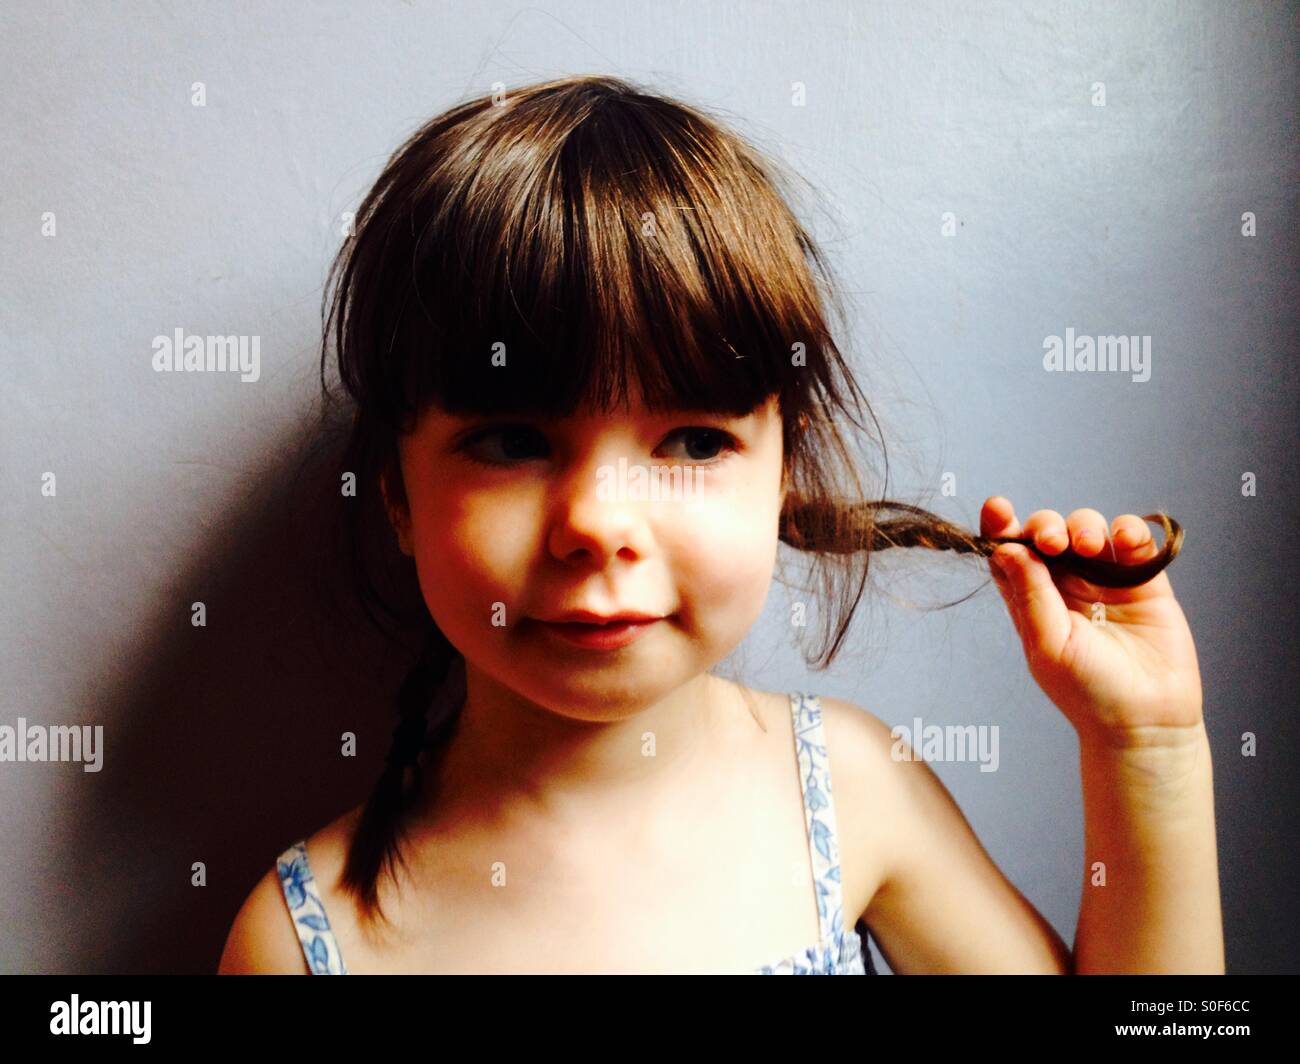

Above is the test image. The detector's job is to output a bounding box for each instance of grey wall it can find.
[1,0,1294,974]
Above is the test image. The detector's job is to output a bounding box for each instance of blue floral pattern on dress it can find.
[754,692,874,975]
[275,691,876,975]
[275,841,347,974]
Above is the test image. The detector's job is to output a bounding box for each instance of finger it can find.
[1023,509,1069,555]
[990,542,1072,658]
[1111,513,1162,563]
[1066,508,1111,559]
[982,497,1023,603]
[981,495,1021,539]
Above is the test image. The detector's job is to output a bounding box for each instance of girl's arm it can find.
[832,499,1222,974]
[1075,723,1223,973]
[983,496,1224,974]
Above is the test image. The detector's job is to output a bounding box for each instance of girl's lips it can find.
[534,617,663,650]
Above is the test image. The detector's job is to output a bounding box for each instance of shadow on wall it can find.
[55,400,422,974]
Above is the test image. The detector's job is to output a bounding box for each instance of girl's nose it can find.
[546,464,652,568]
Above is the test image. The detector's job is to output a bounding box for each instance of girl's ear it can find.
[380,464,414,557]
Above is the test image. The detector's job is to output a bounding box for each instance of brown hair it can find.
[313,74,1181,929]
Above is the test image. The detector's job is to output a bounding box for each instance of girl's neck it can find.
[410,667,740,838]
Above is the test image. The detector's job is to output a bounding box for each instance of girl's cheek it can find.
[416,511,527,612]
[670,494,782,624]
[398,480,503,617]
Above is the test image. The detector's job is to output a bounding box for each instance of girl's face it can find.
[384,393,788,721]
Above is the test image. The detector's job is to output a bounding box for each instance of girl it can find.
[218,74,1220,975]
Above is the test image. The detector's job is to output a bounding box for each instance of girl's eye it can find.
[456,425,548,466]
[455,425,739,467]
[655,427,739,464]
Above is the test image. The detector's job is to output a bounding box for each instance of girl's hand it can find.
[982,496,1203,748]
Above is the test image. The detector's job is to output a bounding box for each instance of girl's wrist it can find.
[1076,718,1212,800]
[1075,711,1206,751]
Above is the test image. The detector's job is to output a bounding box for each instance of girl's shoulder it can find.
[217,805,364,974]
[727,684,907,928]
[807,692,1074,973]
[783,690,913,926]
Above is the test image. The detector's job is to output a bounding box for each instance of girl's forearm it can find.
[1072,721,1225,974]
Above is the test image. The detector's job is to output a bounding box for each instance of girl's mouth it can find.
[533,617,663,650]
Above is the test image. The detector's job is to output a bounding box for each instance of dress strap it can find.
[275,840,347,974]
[788,692,849,943]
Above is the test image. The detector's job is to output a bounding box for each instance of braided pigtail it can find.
[777,494,1183,668]
[339,625,466,929]
[781,497,1181,589]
